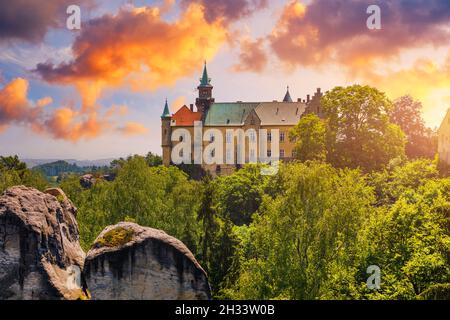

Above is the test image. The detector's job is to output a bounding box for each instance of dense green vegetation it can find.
[0,86,448,300]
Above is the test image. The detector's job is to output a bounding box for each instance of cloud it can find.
[0,78,146,141]
[270,0,450,68]
[181,0,268,24]
[233,38,268,72]
[0,0,94,43]
[360,53,450,127]
[0,78,42,128]
[116,122,149,136]
[34,3,227,110]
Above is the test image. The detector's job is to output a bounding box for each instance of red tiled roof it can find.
[172,105,202,126]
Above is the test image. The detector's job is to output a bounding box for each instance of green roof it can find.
[204,102,260,126]
[161,99,171,118]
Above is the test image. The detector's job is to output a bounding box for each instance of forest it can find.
[0,85,448,300]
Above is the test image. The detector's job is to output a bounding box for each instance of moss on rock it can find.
[94,227,134,248]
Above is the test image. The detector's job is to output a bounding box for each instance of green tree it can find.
[361,178,450,299]
[289,113,326,162]
[322,85,406,171]
[227,162,374,299]
[391,95,437,159]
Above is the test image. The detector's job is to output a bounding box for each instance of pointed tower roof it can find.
[199,61,212,87]
[283,86,293,103]
[161,99,171,118]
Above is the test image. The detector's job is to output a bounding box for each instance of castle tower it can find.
[196,62,215,120]
[161,99,172,166]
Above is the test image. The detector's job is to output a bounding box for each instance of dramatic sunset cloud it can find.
[270,0,450,68]
[0,78,42,130]
[233,38,268,72]
[361,52,450,126]
[0,78,146,141]
[0,0,94,43]
[181,0,268,24]
[35,3,227,109]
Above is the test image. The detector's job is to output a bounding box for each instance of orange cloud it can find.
[0,78,147,141]
[233,38,268,73]
[117,122,149,136]
[360,53,450,127]
[0,78,42,130]
[270,0,450,69]
[35,3,227,109]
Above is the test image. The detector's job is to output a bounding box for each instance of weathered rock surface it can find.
[0,186,85,300]
[79,174,96,189]
[84,222,211,300]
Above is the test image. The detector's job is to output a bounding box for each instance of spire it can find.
[199,61,211,87]
[161,98,171,118]
[283,86,293,103]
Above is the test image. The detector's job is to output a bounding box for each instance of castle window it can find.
[226,132,232,143]
[179,135,184,142]
[211,149,215,157]
[179,149,184,157]
[210,133,215,142]
[267,150,272,157]
[216,165,221,173]
[280,149,285,158]
[280,132,285,142]
[267,132,272,142]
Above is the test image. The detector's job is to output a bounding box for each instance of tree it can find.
[145,152,163,167]
[391,96,437,159]
[0,155,26,172]
[226,162,375,299]
[361,178,450,299]
[214,164,268,226]
[322,85,406,172]
[289,114,326,162]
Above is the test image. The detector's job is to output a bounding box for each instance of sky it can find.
[0,0,450,159]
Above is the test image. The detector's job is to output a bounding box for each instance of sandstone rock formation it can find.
[79,174,96,189]
[0,186,85,300]
[84,222,211,300]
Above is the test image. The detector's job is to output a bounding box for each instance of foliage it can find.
[391,96,437,159]
[61,156,201,252]
[0,156,47,193]
[322,85,406,172]
[225,162,375,299]
[289,114,327,162]
[368,158,439,205]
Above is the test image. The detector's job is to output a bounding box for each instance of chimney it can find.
[317,88,321,94]
[190,104,194,111]
[307,94,310,103]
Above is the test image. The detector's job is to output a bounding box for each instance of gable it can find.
[171,105,202,126]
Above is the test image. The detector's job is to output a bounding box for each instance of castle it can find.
[161,63,323,176]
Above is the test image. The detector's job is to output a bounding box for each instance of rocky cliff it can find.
[84,222,211,300]
[0,186,85,300]
[0,187,211,300]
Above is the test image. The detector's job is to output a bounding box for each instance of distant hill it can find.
[33,160,94,177]
[24,158,115,168]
